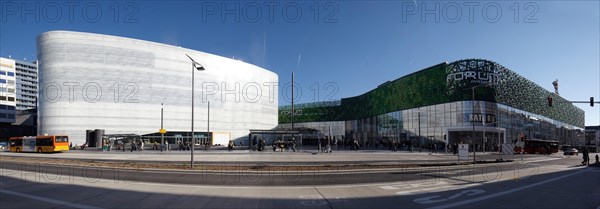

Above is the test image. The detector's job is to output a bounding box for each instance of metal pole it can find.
[207,101,210,147]
[483,120,486,153]
[418,111,421,152]
[472,87,476,164]
[329,126,332,146]
[291,72,294,130]
[161,103,164,152]
[191,62,194,169]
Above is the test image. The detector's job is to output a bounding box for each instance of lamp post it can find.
[471,83,493,164]
[161,102,164,152]
[186,54,206,169]
[418,110,421,152]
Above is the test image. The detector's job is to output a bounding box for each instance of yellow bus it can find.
[8,136,70,153]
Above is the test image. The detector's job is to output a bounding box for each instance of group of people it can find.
[69,142,87,150]
[251,138,267,151]
[251,138,297,152]
[580,148,599,166]
[272,139,296,152]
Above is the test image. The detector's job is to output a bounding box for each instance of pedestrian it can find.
[453,143,458,156]
[595,154,599,165]
[228,140,234,151]
[130,142,135,152]
[582,149,589,166]
[291,138,297,152]
[585,149,590,165]
[140,140,144,151]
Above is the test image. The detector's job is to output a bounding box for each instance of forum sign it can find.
[446,59,503,95]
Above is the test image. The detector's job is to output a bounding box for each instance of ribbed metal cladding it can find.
[37,31,279,145]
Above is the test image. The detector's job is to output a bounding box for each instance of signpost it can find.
[458,144,469,163]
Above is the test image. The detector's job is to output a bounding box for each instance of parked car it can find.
[564,148,579,155]
[0,141,7,151]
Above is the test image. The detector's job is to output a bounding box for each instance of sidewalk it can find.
[0,149,561,165]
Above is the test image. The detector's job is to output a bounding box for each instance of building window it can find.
[0,71,5,75]
[7,72,14,77]
[8,88,14,93]
[7,97,14,102]
[0,96,5,101]
[0,79,5,84]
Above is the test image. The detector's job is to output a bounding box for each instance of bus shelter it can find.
[102,134,141,151]
[248,129,301,150]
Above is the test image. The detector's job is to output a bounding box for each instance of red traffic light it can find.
[547,97,553,107]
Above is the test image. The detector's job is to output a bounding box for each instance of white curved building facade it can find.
[37,31,278,145]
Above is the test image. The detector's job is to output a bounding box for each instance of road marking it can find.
[523,157,563,163]
[0,189,103,209]
[414,189,485,204]
[427,169,586,209]
[380,181,448,190]
[299,195,328,207]
[396,185,456,195]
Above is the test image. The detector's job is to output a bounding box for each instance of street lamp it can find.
[471,83,493,163]
[186,54,205,169]
[418,109,421,153]
[161,102,164,152]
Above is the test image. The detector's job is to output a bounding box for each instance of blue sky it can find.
[1,0,599,126]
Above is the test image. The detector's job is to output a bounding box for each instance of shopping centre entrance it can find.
[447,127,506,152]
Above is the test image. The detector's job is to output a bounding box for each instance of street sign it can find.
[458,144,469,160]
[159,129,167,134]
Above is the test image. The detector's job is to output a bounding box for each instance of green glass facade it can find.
[279,59,585,148]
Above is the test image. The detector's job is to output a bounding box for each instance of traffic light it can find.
[547,97,553,107]
[591,97,595,107]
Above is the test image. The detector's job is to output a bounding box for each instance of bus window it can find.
[9,139,22,146]
[40,138,52,146]
[55,136,68,143]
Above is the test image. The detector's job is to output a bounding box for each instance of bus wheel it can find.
[16,148,20,152]
[38,148,42,153]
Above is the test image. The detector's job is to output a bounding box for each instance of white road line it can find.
[523,157,563,163]
[0,189,103,209]
[395,185,456,195]
[427,169,586,209]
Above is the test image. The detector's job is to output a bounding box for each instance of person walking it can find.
[585,149,590,165]
[582,149,589,166]
[595,154,599,165]
[291,138,297,152]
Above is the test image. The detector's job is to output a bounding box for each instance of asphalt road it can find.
[1,155,598,209]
